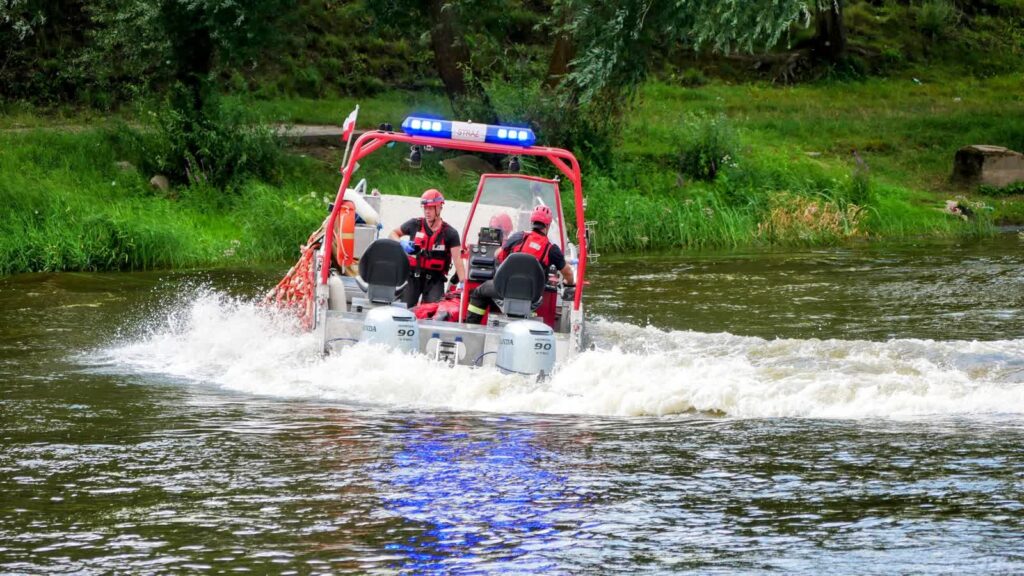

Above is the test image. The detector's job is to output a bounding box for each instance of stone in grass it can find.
[149,174,170,192]
[440,155,496,179]
[953,145,1024,188]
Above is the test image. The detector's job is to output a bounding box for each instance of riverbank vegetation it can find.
[1,0,1022,273]
[0,130,330,275]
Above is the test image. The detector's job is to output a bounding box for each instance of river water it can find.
[2,235,1023,574]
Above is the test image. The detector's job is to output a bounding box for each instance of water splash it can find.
[95,290,1024,419]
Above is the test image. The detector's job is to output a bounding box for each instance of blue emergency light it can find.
[401,116,536,147]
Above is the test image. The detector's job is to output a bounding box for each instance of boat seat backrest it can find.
[356,239,409,304]
[493,253,545,318]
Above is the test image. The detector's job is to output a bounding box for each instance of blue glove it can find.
[400,238,416,254]
[456,282,464,291]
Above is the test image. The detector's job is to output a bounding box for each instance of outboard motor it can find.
[497,320,555,377]
[362,306,419,354]
[491,253,555,377]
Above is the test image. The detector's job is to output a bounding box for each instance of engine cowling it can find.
[496,319,555,376]
[362,307,419,354]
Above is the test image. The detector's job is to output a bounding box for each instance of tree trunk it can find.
[814,0,847,62]
[543,15,575,91]
[161,0,214,117]
[426,0,496,123]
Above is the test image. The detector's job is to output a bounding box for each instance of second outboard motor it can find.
[362,307,419,354]
[496,319,555,377]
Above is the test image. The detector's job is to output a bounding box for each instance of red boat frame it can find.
[320,130,588,311]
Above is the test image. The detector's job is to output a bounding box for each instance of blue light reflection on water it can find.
[380,420,579,574]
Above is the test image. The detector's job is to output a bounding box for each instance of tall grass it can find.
[4,72,1014,274]
[0,130,325,275]
[584,186,756,252]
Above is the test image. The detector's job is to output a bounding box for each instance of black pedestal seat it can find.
[492,253,546,318]
[355,239,409,304]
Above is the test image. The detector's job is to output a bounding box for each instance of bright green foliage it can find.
[582,179,757,251]
[537,0,826,165]
[4,2,1024,272]
[0,130,324,274]
[3,68,1016,274]
[980,181,1024,196]
[557,0,815,103]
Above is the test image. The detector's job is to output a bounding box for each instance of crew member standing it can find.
[466,205,575,324]
[389,189,467,308]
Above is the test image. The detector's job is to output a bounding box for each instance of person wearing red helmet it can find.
[389,189,467,308]
[466,204,575,324]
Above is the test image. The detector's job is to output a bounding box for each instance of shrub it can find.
[486,80,619,169]
[917,0,961,40]
[110,92,283,190]
[673,113,740,182]
[295,66,324,97]
[846,169,873,207]
[979,181,1024,196]
[677,68,707,87]
[881,46,906,66]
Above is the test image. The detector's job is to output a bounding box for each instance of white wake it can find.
[94,289,1024,418]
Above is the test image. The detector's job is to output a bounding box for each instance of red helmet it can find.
[489,213,513,236]
[420,189,445,207]
[530,205,553,226]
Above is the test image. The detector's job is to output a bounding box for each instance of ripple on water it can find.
[4,242,1024,573]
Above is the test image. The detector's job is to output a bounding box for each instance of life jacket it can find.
[410,218,451,273]
[508,230,553,269]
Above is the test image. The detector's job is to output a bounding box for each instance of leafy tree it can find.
[551,0,821,111]
[527,0,836,162]
[88,0,289,186]
[371,0,503,122]
[368,0,834,163]
[87,0,287,108]
[0,0,90,102]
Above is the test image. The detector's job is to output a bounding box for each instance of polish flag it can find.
[341,106,358,142]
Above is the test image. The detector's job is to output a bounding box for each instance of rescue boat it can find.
[268,114,591,377]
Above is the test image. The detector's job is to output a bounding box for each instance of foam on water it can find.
[96,289,1024,419]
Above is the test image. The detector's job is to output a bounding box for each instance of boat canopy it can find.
[462,174,566,250]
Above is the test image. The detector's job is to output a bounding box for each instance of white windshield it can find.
[464,176,563,248]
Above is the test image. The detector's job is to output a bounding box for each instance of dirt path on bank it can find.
[2,122,355,145]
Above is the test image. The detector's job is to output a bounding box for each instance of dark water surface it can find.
[2,235,1024,574]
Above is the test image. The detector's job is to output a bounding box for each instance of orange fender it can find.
[332,201,357,268]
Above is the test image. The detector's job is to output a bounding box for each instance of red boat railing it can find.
[321,130,588,312]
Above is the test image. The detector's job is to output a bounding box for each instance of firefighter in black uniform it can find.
[466,205,575,324]
[389,189,468,308]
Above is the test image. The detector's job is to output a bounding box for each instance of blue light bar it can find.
[401,116,536,147]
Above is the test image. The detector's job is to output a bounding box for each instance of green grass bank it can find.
[2,73,1021,275]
